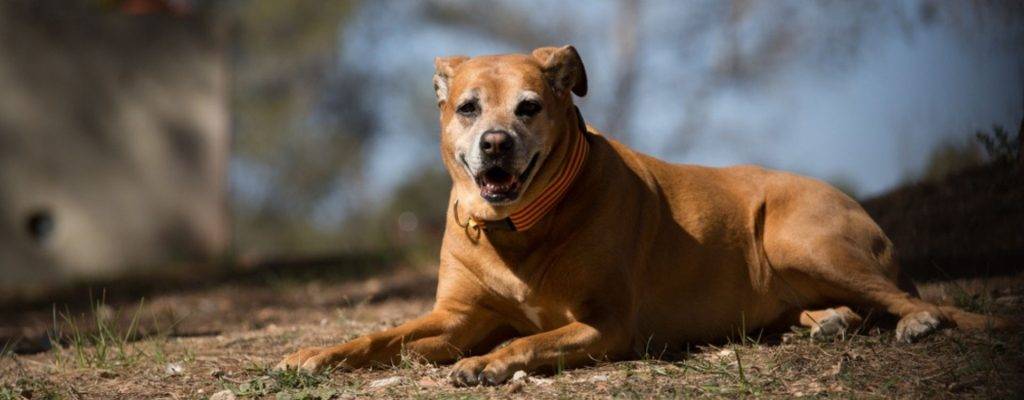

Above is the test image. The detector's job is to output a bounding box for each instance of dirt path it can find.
[2,269,1023,399]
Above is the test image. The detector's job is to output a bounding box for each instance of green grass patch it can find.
[48,293,145,369]
[221,366,337,399]
[0,377,64,400]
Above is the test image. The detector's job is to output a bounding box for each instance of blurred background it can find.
[1,0,1022,294]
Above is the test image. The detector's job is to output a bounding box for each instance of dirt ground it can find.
[2,264,1023,399]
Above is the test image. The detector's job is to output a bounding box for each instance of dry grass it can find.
[2,269,1022,399]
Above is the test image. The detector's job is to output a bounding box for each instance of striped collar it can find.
[454,106,590,236]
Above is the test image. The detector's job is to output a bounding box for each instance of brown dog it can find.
[277,45,1008,385]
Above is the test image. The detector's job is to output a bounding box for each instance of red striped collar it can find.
[506,120,589,231]
[454,107,590,236]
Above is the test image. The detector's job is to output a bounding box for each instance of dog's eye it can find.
[515,100,542,117]
[456,101,479,116]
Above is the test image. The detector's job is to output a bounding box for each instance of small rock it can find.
[511,370,528,382]
[588,374,609,383]
[368,376,404,389]
[165,363,184,376]
[209,389,236,400]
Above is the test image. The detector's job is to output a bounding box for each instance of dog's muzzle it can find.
[459,130,539,204]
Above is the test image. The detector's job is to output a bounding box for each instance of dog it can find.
[277,45,1010,385]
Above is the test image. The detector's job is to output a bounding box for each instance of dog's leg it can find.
[762,188,1016,343]
[775,244,952,343]
[851,280,1012,343]
[449,320,627,386]
[276,307,502,372]
[772,237,1011,343]
[798,306,863,340]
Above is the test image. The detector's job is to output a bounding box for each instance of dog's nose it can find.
[480,131,514,157]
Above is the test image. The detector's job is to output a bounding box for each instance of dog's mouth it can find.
[472,153,539,204]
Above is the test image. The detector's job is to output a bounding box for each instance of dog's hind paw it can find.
[810,309,849,340]
[895,311,941,344]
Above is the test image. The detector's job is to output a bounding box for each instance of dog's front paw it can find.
[275,347,338,372]
[449,355,520,386]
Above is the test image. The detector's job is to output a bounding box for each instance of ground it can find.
[1,264,1023,399]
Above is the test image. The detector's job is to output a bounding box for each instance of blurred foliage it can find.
[338,168,452,261]
[920,138,984,183]
[917,124,1021,185]
[975,124,1021,165]
[226,1,376,256]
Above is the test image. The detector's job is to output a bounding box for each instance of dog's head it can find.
[434,45,588,221]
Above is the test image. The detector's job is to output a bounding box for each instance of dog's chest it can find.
[470,259,565,332]
[506,295,559,333]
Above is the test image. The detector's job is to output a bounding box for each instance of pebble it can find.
[165,363,184,376]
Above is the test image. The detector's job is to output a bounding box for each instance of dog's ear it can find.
[532,45,588,97]
[433,55,469,107]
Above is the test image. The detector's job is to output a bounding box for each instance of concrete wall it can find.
[0,3,229,289]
